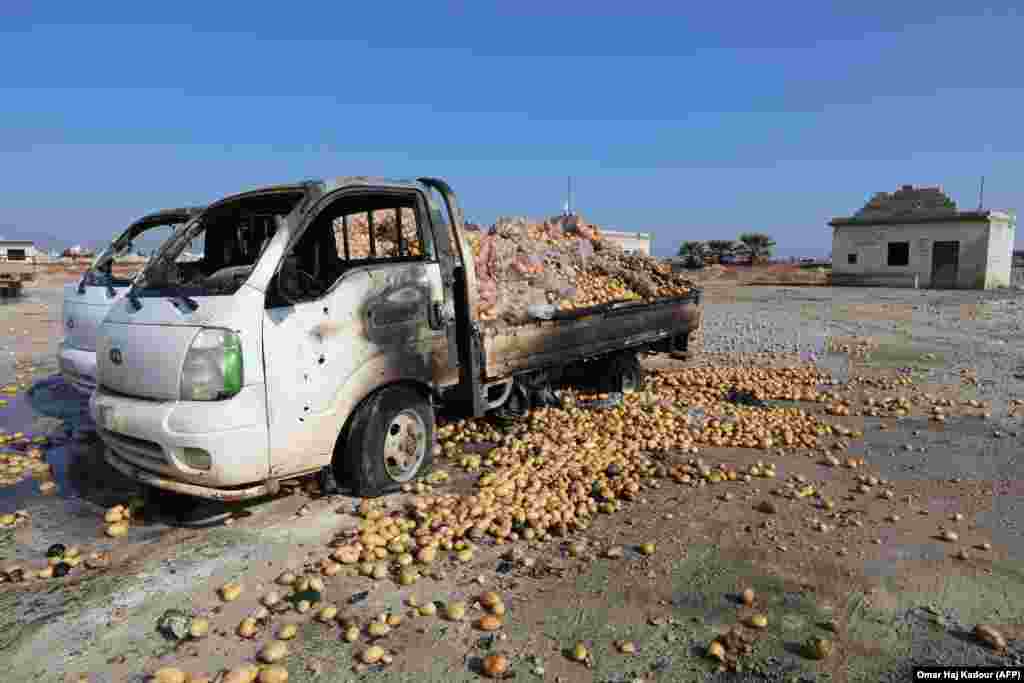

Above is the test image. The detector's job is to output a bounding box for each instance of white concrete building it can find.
[0,240,37,262]
[829,186,1015,289]
[600,230,652,256]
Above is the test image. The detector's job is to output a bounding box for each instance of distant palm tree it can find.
[705,240,736,263]
[676,241,705,258]
[738,233,777,262]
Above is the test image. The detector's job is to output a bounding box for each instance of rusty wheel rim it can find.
[383,410,427,482]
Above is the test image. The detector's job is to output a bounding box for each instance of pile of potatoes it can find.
[0,439,50,488]
[328,367,837,554]
[570,271,642,309]
[647,366,830,405]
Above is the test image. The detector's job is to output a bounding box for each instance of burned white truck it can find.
[90,177,702,501]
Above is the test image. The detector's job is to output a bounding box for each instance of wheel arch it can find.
[332,377,437,495]
[330,375,436,461]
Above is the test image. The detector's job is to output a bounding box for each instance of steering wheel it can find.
[295,269,319,291]
[279,268,321,299]
[203,265,254,287]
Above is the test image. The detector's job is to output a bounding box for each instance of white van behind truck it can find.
[91,177,701,501]
[59,208,204,393]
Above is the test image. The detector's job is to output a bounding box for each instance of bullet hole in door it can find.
[318,356,325,365]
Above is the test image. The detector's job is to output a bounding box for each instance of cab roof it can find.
[205,177,430,211]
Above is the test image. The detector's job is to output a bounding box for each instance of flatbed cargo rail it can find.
[480,290,702,380]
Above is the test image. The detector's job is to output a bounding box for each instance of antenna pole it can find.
[978,175,985,210]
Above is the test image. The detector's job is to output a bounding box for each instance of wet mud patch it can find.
[0,524,264,681]
[25,375,93,425]
[842,560,1024,680]
[0,375,116,509]
[496,545,839,683]
[860,415,1017,484]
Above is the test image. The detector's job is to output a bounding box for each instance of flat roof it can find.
[830,209,1012,227]
[0,240,35,246]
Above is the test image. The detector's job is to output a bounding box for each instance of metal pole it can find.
[979,175,985,210]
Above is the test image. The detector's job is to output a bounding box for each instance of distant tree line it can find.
[676,233,777,266]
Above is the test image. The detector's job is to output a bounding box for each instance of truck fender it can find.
[325,352,436,454]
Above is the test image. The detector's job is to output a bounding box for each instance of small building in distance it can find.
[829,185,1015,289]
[0,240,37,262]
[599,229,652,256]
[551,212,652,255]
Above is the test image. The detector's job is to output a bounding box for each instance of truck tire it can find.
[343,385,435,498]
[671,325,703,359]
[603,352,643,394]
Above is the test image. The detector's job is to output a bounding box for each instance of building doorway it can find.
[931,241,959,289]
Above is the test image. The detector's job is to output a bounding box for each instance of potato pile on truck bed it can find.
[468,214,695,325]
[339,209,695,326]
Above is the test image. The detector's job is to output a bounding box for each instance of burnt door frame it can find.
[931,240,960,289]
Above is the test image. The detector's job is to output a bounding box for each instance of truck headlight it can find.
[181,447,212,470]
[180,328,243,401]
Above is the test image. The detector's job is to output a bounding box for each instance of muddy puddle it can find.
[0,374,179,565]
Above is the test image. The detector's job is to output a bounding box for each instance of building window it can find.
[847,253,857,265]
[887,242,910,267]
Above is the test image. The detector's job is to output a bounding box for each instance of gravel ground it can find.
[703,284,1024,562]
[2,282,1024,682]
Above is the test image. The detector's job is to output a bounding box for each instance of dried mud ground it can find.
[1,280,1024,683]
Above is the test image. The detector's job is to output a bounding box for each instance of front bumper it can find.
[90,384,272,501]
[58,343,97,394]
[103,447,272,501]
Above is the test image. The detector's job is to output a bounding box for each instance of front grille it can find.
[98,384,164,402]
[100,428,166,464]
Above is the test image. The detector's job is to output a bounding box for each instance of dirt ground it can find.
[1,272,1023,683]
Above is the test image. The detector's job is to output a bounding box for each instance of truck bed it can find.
[480,289,702,380]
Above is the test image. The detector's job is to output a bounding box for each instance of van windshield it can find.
[132,192,306,298]
[84,220,189,288]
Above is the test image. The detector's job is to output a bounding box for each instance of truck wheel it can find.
[671,326,703,359]
[604,353,643,394]
[344,385,435,498]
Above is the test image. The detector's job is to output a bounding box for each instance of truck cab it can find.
[59,208,204,393]
[91,178,466,501]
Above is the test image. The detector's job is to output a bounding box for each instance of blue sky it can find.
[1,2,1021,257]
